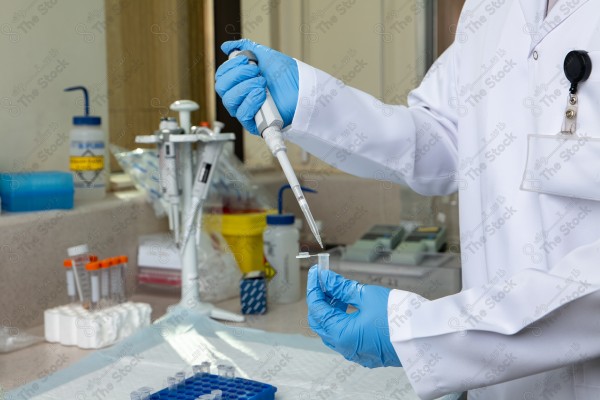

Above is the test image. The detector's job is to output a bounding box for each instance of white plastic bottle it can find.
[263,212,301,304]
[65,86,106,200]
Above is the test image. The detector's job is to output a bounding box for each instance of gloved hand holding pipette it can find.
[217,40,322,248]
[216,39,298,135]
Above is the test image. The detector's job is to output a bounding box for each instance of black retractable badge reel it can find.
[562,50,592,134]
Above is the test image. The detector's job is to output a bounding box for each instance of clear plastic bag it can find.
[0,326,43,353]
[110,144,275,215]
[197,229,242,302]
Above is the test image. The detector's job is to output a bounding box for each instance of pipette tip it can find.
[316,237,324,249]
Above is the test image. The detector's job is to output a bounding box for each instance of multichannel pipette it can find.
[229,50,323,248]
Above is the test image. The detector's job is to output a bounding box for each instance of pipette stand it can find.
[136,100,244,322]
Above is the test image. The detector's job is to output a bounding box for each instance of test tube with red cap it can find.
[63,259,77,303]
[86,261,101,310]
[100,259,112,306]
[109,257,121,303]
[118,255,128,303]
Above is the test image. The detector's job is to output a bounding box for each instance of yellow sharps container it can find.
[218,210,272,273]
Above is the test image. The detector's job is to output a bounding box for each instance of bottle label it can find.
[70,156,104,171]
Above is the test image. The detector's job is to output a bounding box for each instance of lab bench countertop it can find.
[0,282,312,391]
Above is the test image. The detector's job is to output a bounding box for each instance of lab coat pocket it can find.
[521,134,600,200]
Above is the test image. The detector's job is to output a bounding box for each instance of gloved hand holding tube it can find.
[306,266,402,369]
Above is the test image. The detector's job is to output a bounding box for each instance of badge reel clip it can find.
[521,50,600,201]
[561,50,592,135]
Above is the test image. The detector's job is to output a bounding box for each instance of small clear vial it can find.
[224,366,235,379]
[193,361,211,376]
[192,364,202,376]
[216,364,227,377]
[175,371,186,386]
[167,376,177,390]
[317,252,330,292]
[211,390,223,400]
[137,387,153,400]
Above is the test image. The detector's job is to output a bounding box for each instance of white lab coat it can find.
[287,0,600,399]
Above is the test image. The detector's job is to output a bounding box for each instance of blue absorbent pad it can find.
[151,373,276,400]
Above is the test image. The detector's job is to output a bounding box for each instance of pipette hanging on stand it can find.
[136,100,243,322]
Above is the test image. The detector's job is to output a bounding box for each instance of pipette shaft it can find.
[274,150,323,248]
[229,50,323,248]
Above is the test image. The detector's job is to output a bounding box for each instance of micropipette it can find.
[180,129,226,250]
[228,50,323,248]
[158,125,182,245]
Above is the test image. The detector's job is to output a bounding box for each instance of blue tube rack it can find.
[149,373,277,400]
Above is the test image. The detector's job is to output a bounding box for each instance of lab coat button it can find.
[533,51,539,60]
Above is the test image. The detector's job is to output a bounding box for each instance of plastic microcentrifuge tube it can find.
[100,259,110,306]
[192,364,201,376]
[193,361,211,376]
[167,376,177,390]
[85,261,101,310]
[63,259,77,303]
[224,366,235,379]
[211,389,223,400]
[216,364,227,377]
[175,371,186,387]
[317,253,330,292]
[137,387,153,400]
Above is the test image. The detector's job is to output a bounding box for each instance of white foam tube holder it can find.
[44,302,151,349]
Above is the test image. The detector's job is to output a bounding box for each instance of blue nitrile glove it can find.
[215,39,299,135]
[307,266,402,368]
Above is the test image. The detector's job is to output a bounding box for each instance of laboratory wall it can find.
[0,0,109,173]
[239,0,425,170]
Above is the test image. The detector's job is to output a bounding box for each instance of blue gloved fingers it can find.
[215,63,261,98]
[307,268,355,340]
[219,39,299,128]
[221,76,266,115]
[221,38,258,57]
[215,55,248,80]
[319,269,364,308]
[235,88,266,135]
